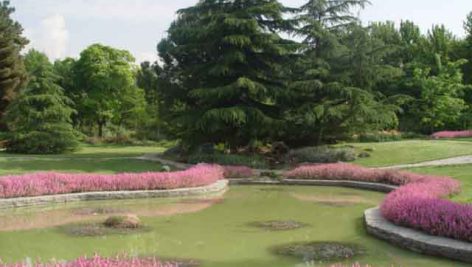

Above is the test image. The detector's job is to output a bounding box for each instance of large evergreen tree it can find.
[5,50,79,154]
[0,1,28,130]
[158,0,297,149]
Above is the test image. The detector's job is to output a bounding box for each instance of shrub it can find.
[221,165,254,178]
[0,255,180,267]
[187,152,268,169]
[286,163,472,242]
[0,164,223,199]
[358,131,403,142]
[287,146,357,164]
[104,214,141,229]
[431,130,472,139]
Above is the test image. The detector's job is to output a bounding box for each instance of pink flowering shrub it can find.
[0,164,223,199]
[0,255,179,267]
[431,130,472,139]
[286,163,472,242]
[221,165,254,178]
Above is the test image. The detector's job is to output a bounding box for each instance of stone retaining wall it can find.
[229,178,397,193]
[365,207,472,263]
[0,180,228,210]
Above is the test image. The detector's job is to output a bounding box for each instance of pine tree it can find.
[5,50,79,154]
[158,0,297,149]
[0,1,28,130]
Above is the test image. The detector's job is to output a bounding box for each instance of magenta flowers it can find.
[431,130,472,139]
[286,163,472,242]
[0,164,223,199]
[1,255,179,267]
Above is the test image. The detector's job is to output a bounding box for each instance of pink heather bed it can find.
[0,164,224,199]
[286,163,472,242]
[431,130,472,139]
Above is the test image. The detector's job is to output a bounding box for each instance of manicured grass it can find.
[0,144,171,175]
[408,164,472,203]
[351,140,472,167]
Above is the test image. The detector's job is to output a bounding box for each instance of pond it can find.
[0,186,468,267]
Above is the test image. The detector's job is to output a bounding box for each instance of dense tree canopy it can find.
[158,0,298,149]
[0,0,28,129]
[5,50,79,154]
[1,0,472,154]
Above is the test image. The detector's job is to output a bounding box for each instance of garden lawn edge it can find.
[0,180,228,209]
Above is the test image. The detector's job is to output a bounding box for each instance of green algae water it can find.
[0,186,469,267]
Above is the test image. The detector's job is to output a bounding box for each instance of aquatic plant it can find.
[0,164,223,199]
[0,255,179,267]
[431,130,472,139]
[221,165,254,178]
[286,163,472,242]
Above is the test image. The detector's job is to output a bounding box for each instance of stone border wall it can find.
[365,207,472,263]
[0,180,228,210]
[229,178,397,193]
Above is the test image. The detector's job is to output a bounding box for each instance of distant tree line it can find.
[1,0,472,153]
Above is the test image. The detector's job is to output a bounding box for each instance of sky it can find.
[9,0,472,63]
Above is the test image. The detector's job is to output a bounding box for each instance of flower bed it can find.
[286,163,472,242]
[431,130,472,139]
[221,165,254,178]
[1,255,179,267]
[0,164,223,199]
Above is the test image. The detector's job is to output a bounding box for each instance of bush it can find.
[104,214,141,229]
[187,152,268,169]
[0,164,223,198]
[221,165,254,178]
[287,146,357,164]
[358,131,402,142]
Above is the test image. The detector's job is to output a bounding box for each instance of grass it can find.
[408,164,472,203]
[350,139,472,167]
[0,143,171,175]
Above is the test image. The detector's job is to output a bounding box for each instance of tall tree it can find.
[5,50,78,154]
[158,0,297,149]
[0,1,28,130]
[73,44,145,137]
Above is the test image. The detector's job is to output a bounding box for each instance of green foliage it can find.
[73,44,147,137]
[0,1,28,129]
[287,146,357,164]
[5,50,79,154]
[158,0,298,148]
[187,152,268,169]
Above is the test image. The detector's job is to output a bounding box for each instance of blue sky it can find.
[9,0,472,63]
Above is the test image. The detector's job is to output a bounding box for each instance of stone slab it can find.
[364,207,472,263]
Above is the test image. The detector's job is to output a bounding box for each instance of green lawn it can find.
[0,144,170,175]
[351,139,472,167]
[408,164,472,203]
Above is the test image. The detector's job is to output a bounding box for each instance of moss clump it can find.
[60,215,146,237]
[248,220,307,231]
[272,241,363,262]
[104,214,141,229]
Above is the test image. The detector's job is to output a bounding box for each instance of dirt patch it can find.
[248,220,307,231]
[0,198,220,232]
[291,193,376,207]
[272,241,364,262]
[59,222,150,237]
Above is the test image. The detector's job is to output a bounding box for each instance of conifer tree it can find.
[158,0,297,149]
[0,1,28,129]
[5,50,79,154]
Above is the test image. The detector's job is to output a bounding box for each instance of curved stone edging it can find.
[0,180,228,210]
[364,207,472,263]
[229,178,397,193]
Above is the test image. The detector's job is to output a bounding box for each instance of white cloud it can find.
[25,14,69,60]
